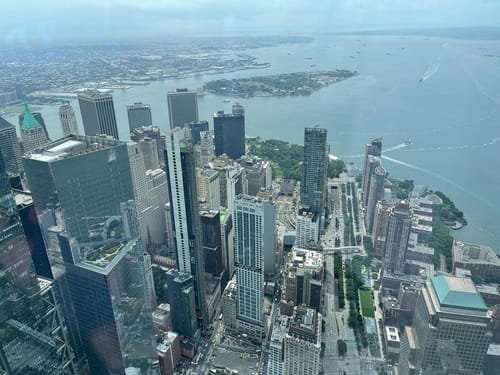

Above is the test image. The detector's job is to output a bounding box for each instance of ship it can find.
[404,139,412,146]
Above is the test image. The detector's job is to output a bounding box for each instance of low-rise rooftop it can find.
[431,275,487,312]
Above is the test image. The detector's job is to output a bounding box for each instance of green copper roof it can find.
[21,102,42,131]
[431,275,487,312]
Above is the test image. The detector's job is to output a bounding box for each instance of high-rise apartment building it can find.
[20,103,49,153]
[234,195,273,339]
[78,90,119,139]
[283,306,322,375]
[295,208,320,248]
[384,201,412,274]
[0,116,23,174]
[127,102,153,132]
[167,88,199,129]
[366,165,386,233]
[164,127,207,327]
[267,315,289,375]
[301,127,328,217]
[362,138,382,207]
[59,103,79,136]
[213,103,245,160]
[399,275,491,375]
[372,201,392,257]
[22,135,157,374]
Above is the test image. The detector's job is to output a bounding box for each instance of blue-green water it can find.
[8,35,500,250]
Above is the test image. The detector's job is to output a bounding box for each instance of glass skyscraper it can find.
[22,135,156,374]
[78,90,120,139]
[213,103,245,161]
[300,127,328,216]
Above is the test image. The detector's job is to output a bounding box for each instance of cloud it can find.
[1,0,500,45]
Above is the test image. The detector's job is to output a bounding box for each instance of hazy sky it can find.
[2,0,500,45]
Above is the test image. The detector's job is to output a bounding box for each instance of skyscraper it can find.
[127,102,153,132]
[301,127,328,216]
[164,127,207,328]
[399,275,491,375]
[0,116,23,174]
[19,102,49,153]
[200,209,223,279]
[78,90,119,139]
[187,120,209,145]
[213,103,245,160]
[131,125,165,167]
[22,135,156,374]
[59,102,79,136]
[167,88,199,129]
[283,306,322,375]
[234,195,272,340]
[165,268,198,338]
[19,107,49,140]
[362,138,382,207]
[366,164,386,233]
[384,201,412,274]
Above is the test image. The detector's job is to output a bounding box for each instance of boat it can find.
[404,139,412,146]
[419,77,423,83]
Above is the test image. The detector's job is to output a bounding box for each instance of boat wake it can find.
[381,155,492,208]
[420,58,441,82]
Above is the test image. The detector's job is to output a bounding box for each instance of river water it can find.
[7,35,500,250]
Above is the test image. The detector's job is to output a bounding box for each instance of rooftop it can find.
[431,275,487,312]
[0,116,15,130]
[453,241,500,265]
[24,134,124,162]
[21,102,42,131]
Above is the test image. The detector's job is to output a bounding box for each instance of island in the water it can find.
[203,70,358,97]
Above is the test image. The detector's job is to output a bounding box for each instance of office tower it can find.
[301,127,328,218]
[372,201,392,257]
[200,209,223,279]
[22,135,156,374]
[14,189,53,279]
[295,207,320,248]
[136,137,161,171]
[19,107,49,139]
[384,201,412,274]
[0,157,33,287]
[240,157,272,196]
[0,116,23,174]
[127,102,153,132]
[0,155,78,374]
[131,125,165,167]
[362,138,383,207]
[164,127,207,327]
[167,88,199,129]
[366,165,386,233]
[59,102,79,136]
[187,120,209,145]
[234,195,273,339]
[165,269,198,338]
[283,306,322,375]
[399,275,491,375]
[144,169,169,249]
[20,102,49,153]
[212,156,247,210]
[196,168,221,209]
[282,247,324,313]
[78,90,119,139]
[197,130,215,167]
[213,103,245,160]
[219,208,234,285]
[164,202,175,252]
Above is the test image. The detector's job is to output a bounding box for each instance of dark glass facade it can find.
[213,103,245,160]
